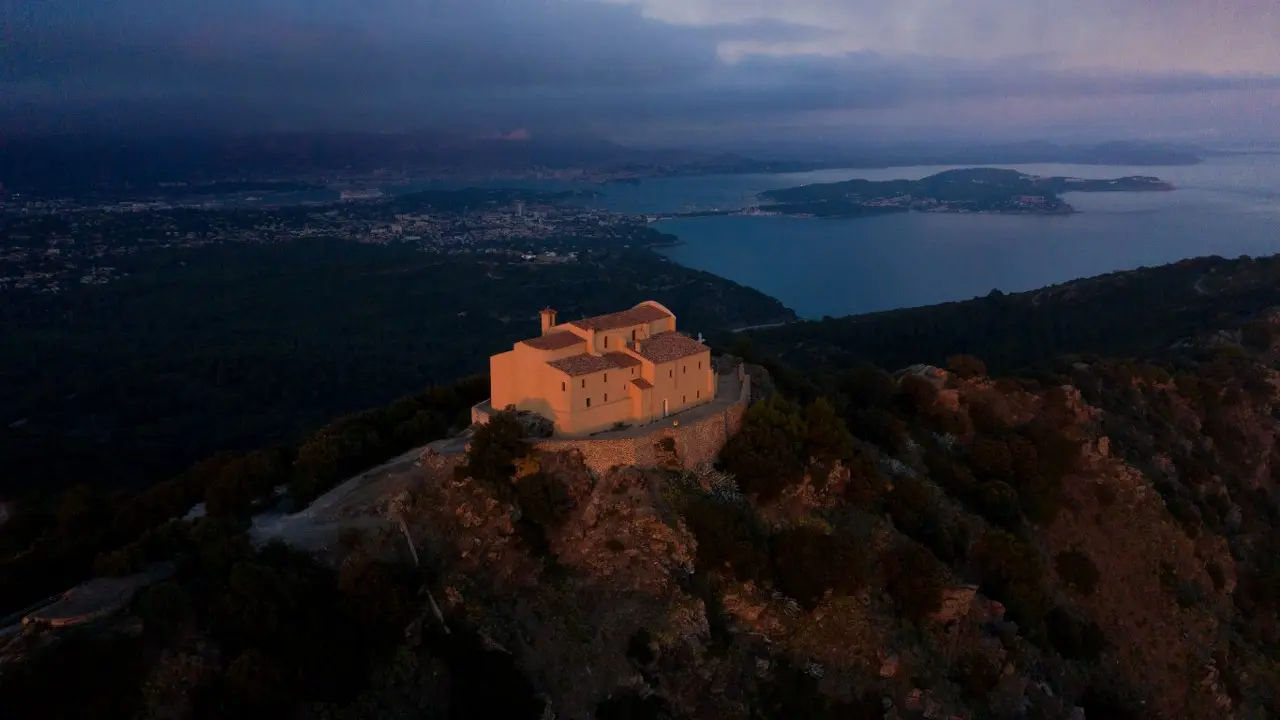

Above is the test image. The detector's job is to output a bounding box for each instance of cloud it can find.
[618,0,1280,75]
[2,0,1278,140]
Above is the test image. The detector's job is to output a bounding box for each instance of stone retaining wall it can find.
[444,362,752,479]
[532,366,750,477]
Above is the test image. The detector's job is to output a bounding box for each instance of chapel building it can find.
[488,301,716,435]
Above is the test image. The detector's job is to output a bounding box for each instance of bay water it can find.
[610,155,1280,319]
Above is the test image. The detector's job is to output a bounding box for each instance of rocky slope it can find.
[4,255,1280,720]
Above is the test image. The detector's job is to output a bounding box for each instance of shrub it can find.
[1207,561,1227,591]
[515,472,573,530]
[1045,606,1108,661]
[847,407,908,454]
[926,451,980,497]
[457,411,529,498]
[898,375,939,416]
[596,692,668,720]
[1054,549,1101,596]
[770,525,866,610]
[966,396,1007,434]
[884,473,970,561]
[204,449,290,518]
[138,580,193,636]
[683,496,770,582]
[977,481,1023,528]
[969,438,1013,480]
[882,541,945,621]
[926,406,970,435]
[947,354,988,380]
[837,362,897,409]
[951,650,1002,699]
[805,397,855,466]
[843,447,889,510]
[1023,421,1081,482]
[973,530,1052,626]
[1018,475,1065,526]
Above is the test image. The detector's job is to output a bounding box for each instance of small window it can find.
[604,336,609,348]
[604,393,608,402]
[698,361,702,369]
[696,390,700,399]
[668,369,673,378]
[631,329,636,341]
[683,365,687,374]
[561,381,566,391]
[581,379,586,388]
[682,395,686,403]
[631,368,635,375]
[586,397,591,408]
[604,373,608,382]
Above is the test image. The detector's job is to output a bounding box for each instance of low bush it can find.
[1054,549,1101,596]
[882,541,946,621]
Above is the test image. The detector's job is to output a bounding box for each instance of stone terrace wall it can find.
[532,366,750,478]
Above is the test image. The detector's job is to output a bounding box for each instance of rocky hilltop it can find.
[3,255,1280,719]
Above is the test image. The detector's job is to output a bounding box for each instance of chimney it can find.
[540,307,557,335]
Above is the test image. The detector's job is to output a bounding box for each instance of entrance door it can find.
[662,399,669,418]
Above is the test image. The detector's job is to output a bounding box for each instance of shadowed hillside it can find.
[3,253,1279,719]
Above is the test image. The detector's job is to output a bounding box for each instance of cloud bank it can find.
[2,0,1277,141]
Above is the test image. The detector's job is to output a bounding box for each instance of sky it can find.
[2,0,1278,144]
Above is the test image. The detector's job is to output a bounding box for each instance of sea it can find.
[258,154,1280,320]
[611,154,1280,319]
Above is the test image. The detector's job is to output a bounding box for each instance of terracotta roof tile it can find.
[632,331,708,364]
[522,331,584,351]
[548,351,643,377]
[605,351,642,368]
[568,303,672,331]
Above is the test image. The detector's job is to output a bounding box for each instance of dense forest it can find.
[3,252,1280,719]
[735,254,1280,379]
[0,237,792,495]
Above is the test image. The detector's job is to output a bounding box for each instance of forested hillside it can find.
[0,238,792,496]
[3,253,1280,719]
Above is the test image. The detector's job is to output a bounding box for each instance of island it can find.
[750,167,1175,218]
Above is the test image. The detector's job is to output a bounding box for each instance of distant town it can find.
[0,189,651,294]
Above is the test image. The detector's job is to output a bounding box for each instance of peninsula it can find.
[746,167,1175,218]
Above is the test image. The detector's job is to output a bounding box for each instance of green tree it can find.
[805,396,855,466]
[720,394,808,502]
[458,411,529,497]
